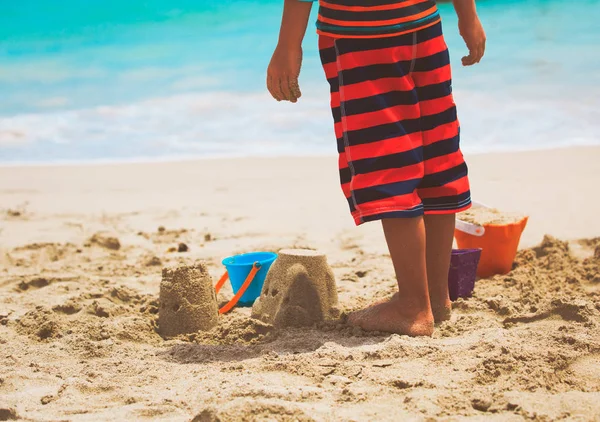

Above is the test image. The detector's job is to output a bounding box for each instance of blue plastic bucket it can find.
[221,252,277,306]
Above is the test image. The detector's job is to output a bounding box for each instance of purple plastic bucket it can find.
[448,248,482,301]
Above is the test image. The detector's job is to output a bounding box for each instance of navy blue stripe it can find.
[319,46,337,65]
[336,137,345,154]
[335,83,453,120]
[422,135,460,161]
[339,166,351,185]
[422,191,471,209]
[327,77,339,94]
[352,146,423,178]
[329,20,442,54]
[332,106,341,123]
[339,50,449,85]
[342,90,418,117]
[416,81,452,101]
[343,106,456,146]
[319,2,432,22]
[353,177,421,205]
[361,206,424,222]
[420,163,468,189]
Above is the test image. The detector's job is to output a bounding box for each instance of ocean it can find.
[1,0,599,164]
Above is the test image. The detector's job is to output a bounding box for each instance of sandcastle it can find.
[158,264,218,337]
[251,249,339,328]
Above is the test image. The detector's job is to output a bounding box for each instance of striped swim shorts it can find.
[319,21,472,225]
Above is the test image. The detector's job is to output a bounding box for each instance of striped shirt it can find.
[300,0,441,39]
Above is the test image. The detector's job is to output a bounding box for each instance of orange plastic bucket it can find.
[455,207,528,278]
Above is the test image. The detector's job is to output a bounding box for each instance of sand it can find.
[158,264,219,337]
[1,146,599,421]
[252,249,339,328]
[458,207,526,226]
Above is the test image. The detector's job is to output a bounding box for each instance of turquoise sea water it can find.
[1,0,599,164]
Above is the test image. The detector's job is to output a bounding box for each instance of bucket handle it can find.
[456,219,485,237]
[214,262,261,314]
[455,200,489,237]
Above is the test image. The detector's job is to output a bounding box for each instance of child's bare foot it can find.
[431,301,452,323]
[348,294,434,337]
[428,292,452,323]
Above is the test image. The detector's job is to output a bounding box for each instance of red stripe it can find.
[352,193,421,217]
[339,152,348,169]
[351,161,424,190]
[331,91,340,106]
[318,35,335,50]
[346,132,423,161]
[411,64,451,87]
[422,121,459,146]
[342,77,414,101]
[322,62,338,79]
[334,121,343,137]
[336,36,447,70]
[343,103,420,132]
[422,150,466,176]
[419,95,455,117]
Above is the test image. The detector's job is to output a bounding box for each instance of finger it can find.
[464,49,477,66]
[267,74,281,101]
[289,77,301,103]
[286,76,297,103]
[273,76,285,101]
[279,76,292,102]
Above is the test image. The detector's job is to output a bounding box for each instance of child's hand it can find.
[267,44,303,103]
[458,16,486,66]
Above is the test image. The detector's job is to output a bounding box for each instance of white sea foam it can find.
[0,86,598,164]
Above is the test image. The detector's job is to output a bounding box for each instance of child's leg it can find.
[424,214,455,322]
[412,22,471,322]
[348,217,434,336]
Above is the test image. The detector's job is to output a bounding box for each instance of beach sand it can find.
[1,146,599,421]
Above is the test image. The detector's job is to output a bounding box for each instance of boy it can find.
[267,0,485,336]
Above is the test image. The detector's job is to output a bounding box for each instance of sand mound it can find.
[252,249,339,328]
[0,408,18,421]
[89,232,121,250]
[459,207,526,225]
[16,306,63,340]
[191,316,274,345]
[158,264,219,337]
[192,401,314,422]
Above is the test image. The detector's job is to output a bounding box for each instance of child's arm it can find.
[452,0,486,66]
[267,0,313,103]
